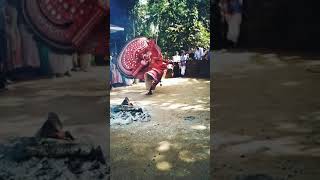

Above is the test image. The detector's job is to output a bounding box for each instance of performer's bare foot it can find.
[146,90,153,95]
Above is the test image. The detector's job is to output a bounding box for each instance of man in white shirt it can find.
[172,51,181,62]
[194,47,202,60]
[220,0,243,47]
[199,47,204,57]
[180,50,187,76]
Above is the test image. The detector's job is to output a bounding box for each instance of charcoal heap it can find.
[0,113,109,180]
[110,97,151,125]
[0,138,109,180]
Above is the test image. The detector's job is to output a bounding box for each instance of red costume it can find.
[21,0,108,55]
[117,37,167,91]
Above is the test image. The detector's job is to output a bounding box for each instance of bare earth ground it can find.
[212,50,320,180]
[0,67,108,157]
[110,78,210,180]
[2,50,320,179]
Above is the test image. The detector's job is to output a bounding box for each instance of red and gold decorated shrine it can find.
[22,0,108,55]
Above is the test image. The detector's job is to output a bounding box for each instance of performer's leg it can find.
[145,74,152,95]
[146,87,153,95]
[146,80,158,95]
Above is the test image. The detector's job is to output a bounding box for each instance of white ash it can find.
[110,104,151,125]
[0,137,109,180]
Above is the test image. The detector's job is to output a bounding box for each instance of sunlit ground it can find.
[110,77,210,180]
[212,50,320,180]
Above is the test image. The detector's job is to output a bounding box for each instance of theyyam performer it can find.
[117,37,167,95]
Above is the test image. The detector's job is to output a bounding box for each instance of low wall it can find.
[186,60,210,78]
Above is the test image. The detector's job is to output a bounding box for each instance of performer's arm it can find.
[132,56,150,77]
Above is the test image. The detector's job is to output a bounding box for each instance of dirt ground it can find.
[2,50,320,179]
[110,78,210,180]
[0,67,108,157]
[212,50,320,180]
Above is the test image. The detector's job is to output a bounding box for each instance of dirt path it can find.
[110,78,210,180]
[0,67,108,156]
[212,50,320,180]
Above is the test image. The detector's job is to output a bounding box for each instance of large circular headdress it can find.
[117,37,162,79]
[22,0,108,53]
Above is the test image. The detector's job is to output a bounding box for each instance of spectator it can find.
[199,47,204,57]
[110,53,123,86]
[220,0,243,47]
[172,51,181,62]
[203,49,209,60]
[180,50,187,76]
[194,47,202,60]
[189,48,195,60]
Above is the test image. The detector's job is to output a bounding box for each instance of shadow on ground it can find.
[110,78,210,180]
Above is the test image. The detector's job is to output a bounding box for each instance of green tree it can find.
[129,0,210,57]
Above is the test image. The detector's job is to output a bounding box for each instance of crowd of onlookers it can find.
[166,46,210,77]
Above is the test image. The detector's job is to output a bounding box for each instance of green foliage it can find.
[129,0,210,56]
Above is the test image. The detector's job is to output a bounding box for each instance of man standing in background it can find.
[220,0,243,47]
[172,51,181,63]
[194,47,201,60]
[180,50,187,76]
[173,51,181,77]
[199,46,204,59]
